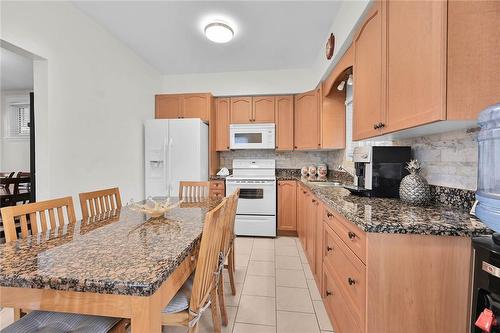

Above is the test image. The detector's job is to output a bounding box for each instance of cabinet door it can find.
[385,0,446,133]
[183,94,210,121]
[156,94,182,119]
[275,96,294,151]
[447,1,500,120]
[306,195,317,269]
[215,98,230,151]
[353,2,385,140]
[314,202,323,286]
[278,181,297,232]
[230,97,252,124]
[253,96,275,123]
[297,186,307,249]
[294,89,320,150]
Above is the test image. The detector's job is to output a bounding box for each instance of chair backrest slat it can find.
[190,198,227,312]
[179,181,209,202]
[222,189,240,256]
[1,196,76,242]
[79,187,122,221]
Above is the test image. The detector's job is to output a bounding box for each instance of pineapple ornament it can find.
[399,160,431,205]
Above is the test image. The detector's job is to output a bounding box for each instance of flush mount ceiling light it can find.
[204,22,234,43]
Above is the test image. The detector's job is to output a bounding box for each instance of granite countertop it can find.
[298,179,490,237]
[0,198,221,296]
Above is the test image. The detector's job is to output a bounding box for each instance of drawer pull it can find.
[326,212,333,218]
[326,246,333,252]
[348,231,357,240]
[348,278,356,286]
[312,199,316,203]
[326,290,333,297]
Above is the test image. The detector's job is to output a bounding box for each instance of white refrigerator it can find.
[145,119,208,198]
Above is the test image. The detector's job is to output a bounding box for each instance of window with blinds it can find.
[5,102,30,138]
[16,105,30,135]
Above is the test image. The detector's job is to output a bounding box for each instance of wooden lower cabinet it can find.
[294,184,472,333]
[277,181,297,235]
[209,180,225,199]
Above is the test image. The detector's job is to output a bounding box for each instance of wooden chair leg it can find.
[210,288,222,333]
[228,248,236,296]
[188,322,200,333]
[218,275,228,326]
[13,308,21,321]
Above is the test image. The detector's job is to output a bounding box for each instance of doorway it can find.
[0,46,35,206]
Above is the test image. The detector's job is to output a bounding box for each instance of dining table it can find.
[0,197,221,332]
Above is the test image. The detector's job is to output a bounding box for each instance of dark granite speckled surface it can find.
[298,180,490,237]
[0,198,221,296]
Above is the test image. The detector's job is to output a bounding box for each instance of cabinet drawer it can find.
[323,224,366,325]
[322,265,364,333]
[210,189,225,198]
[210,181,225,190]
[323,208,366,263]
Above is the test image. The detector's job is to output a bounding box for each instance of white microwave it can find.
[229,123,275,150]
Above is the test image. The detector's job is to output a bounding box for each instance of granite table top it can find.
[0,198,221,296]
[297,179,491,237]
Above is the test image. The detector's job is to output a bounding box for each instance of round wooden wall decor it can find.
[326,33,335,60]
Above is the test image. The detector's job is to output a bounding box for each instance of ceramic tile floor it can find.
[0,236,334,333]
[165,236,334,333]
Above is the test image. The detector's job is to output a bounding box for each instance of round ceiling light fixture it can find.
[204,21,234,43]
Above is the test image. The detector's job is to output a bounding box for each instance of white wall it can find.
[161,68,316,96]
[1,2,162,216]
[0,90,31,172]
[160,1,371,96]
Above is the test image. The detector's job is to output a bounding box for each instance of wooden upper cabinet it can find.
[252,96,275,123]
[182,94,211,122]
[385,0,446,133]
[277,181,297,233]
[230,97,253,124]
[447,1,500,120]
[322,88,346,149]
[275,96,294,151]
[156,94,182,119]
[215,98,230,151]
[353,1,385,140]
[294,88,320,150]
[155,93,212,122]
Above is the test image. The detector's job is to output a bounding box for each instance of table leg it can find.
[130,295,162,333]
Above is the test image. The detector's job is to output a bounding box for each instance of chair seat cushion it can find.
[0,311,121,333]
[162,274,194,314]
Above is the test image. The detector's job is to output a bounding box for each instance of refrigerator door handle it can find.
[163,138,168,196]
[167,137,173,197]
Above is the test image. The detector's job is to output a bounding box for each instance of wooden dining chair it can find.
[0,197,128,333]
[217,189,239,326]
[0,196,76,243]
[79,187,122,221]
[162,197,228,333]
[178,181,210,202]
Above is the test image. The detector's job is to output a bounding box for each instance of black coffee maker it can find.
[349,146,411,198]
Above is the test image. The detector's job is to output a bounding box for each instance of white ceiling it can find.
[73,1,341,75]
[1,47,33,91]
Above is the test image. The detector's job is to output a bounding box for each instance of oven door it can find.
[226,180,276,215]
[229,124,275,150]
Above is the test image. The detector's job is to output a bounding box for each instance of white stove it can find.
[225,159,276,237]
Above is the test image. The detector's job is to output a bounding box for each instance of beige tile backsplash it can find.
[219,128,478,191]
[396,128,478,191]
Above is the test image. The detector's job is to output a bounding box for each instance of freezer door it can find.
[167,119,209,197]
[145,120,169,198]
